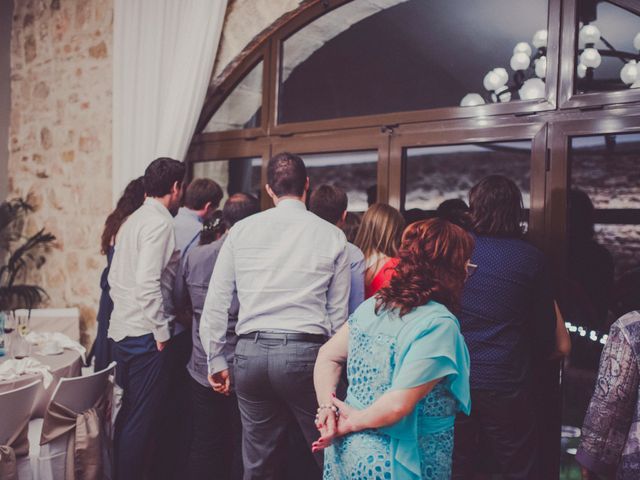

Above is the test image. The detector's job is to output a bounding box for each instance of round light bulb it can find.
[620,61,639,85]
[579,24,601,45]
[532,30,548,49]
[460,93,486,107]
[483,69,507,91]
[494,68,509,85]
[519,78,545,100]
[580,48,602,68]
[513,42,533,57]
[535,56,547,79]
[491,85,512,103]
[510,52,531,71]
[634,32,640,51]
[577,63,587,78]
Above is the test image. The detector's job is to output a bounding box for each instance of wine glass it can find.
[13,311,31,359]
[16,311,30,337]
[3,311,16,357]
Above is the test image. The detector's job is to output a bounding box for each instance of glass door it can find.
[548,117,640,478]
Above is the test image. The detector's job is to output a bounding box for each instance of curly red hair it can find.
[375,218,474,316]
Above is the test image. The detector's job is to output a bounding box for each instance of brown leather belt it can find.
[238,331,327,344]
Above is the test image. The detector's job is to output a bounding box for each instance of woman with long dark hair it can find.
[89,177,145,370]
[313,218,473,479]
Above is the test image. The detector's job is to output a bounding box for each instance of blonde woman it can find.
[354,203,405,298]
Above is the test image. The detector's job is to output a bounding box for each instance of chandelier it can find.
[460,25,640,107]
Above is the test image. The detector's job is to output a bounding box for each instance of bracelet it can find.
[315,404,339,421]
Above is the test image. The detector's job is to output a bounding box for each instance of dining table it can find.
[0,348,83,417]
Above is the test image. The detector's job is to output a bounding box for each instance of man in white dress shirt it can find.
[200,152,351,479]
[108,157,185,480]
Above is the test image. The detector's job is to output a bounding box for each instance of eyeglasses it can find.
[465,262,478,278]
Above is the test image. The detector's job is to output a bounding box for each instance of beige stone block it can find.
[33,80,49,99]
[24,34,37,63]
[40,127,53,149]
[89,41,107,59]
[75,0,92,29]
[48,187,64,211]
[79,132,99,153]
[62,150,74,163]
[86,255,102,271]
[45,266,65,290]
[66,251,79,274]
[23,14,35,29]
[26,188,43,211]
[53,10,69,41]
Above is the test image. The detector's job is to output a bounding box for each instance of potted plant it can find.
[0,198,56,311]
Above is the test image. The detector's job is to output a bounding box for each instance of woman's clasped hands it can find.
[312,393,361,453]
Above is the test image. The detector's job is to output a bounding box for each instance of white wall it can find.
[0,0,12,201]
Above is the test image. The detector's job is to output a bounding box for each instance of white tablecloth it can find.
[14,308,80,343]
[0,349,83,417]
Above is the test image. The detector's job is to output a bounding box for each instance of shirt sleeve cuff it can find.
[152,325,171,343]
[208,355,229,376]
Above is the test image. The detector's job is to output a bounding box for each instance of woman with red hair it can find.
[312,218,474,480]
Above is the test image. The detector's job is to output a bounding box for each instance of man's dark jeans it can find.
[113,334,170,480]
[452,388,538,480]
[186,376,243,479]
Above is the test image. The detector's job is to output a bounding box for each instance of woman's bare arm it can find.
[314,324,349,406]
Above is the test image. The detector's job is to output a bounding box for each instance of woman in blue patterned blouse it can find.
[312,218,473,480]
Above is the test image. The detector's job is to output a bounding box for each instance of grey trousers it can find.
[233,336,323,480]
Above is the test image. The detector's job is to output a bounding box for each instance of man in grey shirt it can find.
[174,193,260,480]
[200,152,351,479]
[309,184,365,314]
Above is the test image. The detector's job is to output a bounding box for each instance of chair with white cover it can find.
[31,361,115,480]
[0,380,41,480]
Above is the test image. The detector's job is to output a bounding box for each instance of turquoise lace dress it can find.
[323,298,471,480]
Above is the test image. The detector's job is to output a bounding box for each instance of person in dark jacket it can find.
[452,175,556,480]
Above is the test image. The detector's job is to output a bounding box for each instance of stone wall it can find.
[6,0,303,345]
[9,0,113,344]
[212,0,300,80]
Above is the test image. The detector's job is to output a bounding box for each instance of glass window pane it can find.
[279,0,548,123]
[575,1,640,94]
[204,61,263,132]
[192,157,262,202]
[561,132,640,473]
[300,151,378,211]
[403,141,531,213]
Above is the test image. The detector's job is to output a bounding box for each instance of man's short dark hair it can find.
[469,175,524,238]
[267,152,307,198]
[184,178,223,210]
[143,157,186,197]
[309,184,348,225]
[223,192,260,227]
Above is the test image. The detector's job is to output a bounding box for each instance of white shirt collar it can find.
[276,198,306,211]
[145,197,174,221]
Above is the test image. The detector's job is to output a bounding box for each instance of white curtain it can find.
[112,0,227,201]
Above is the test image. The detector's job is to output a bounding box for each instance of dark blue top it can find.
[459,235,556,391]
